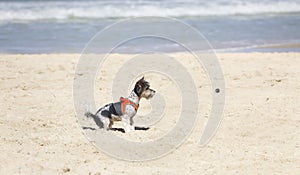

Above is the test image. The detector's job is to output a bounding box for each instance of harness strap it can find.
[120,97,139,114]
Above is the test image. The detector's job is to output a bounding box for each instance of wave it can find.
[1,0,300,21]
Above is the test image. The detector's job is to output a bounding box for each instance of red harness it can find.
[120,97,139,114]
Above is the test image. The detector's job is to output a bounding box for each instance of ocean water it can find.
[0,0,300,53]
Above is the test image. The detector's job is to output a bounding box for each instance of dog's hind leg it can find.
[98,115,110,130]
[108,119,114,129]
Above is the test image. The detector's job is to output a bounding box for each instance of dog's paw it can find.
[125,126,135,133]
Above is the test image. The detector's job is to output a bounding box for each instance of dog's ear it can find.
[134,76,145,97]
[139,76,144,82]
[134,84,143,96]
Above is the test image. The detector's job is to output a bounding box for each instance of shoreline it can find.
[1,49,300,56]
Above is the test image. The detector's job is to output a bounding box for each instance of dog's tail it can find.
[83,103,96,119]
[84,111,104,128]
[84,111,94,118]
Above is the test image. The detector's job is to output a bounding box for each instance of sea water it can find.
[0,0,300,53]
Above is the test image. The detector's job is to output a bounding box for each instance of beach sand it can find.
[0,53,299,174]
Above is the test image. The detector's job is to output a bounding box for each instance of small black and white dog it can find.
[85,77,155,132]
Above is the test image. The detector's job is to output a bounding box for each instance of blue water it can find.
[0,0,300,53]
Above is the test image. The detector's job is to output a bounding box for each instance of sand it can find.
[0,53,299,174]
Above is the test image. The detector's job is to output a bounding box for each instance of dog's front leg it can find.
[122,114,135,132]
[130,117,134,126]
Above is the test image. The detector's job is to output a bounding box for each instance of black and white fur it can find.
[85,77,155,133]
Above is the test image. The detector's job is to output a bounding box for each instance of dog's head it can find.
[134,77,155,99]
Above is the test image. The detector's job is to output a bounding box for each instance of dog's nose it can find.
[153,90,156,93]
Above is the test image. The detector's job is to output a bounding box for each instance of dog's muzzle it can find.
[149,89,156,98]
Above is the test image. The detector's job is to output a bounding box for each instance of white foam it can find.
[0,0,300,21]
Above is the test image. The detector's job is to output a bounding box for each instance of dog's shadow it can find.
[109,126,150,133]
[84,112,149,133]
[109,126,149,133]
[134,126,150,131]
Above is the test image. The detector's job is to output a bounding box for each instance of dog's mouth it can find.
[141,88,156,99]
[147,89,156,99]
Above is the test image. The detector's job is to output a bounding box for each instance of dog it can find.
[85,77,155,133]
